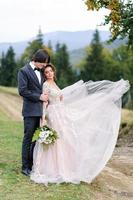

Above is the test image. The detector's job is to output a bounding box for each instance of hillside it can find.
[0,30,126,59]
[69,38,127,66]
[0,86,133,199]
[69,48,86,66]
[0,86,22,121]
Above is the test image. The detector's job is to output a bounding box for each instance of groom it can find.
[18,49,50,176]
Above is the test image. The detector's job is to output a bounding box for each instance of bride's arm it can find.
[40,102,48,127]
[40,82,50,127]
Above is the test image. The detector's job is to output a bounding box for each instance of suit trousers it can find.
[22,116,40,170]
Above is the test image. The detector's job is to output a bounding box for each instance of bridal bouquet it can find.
[32,125,58,145]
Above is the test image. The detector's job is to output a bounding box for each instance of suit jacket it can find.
[18,63,44,117]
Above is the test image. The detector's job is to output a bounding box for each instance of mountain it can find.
[43,30,111,50]
[69,38,127,66]
[69,48,86,66]
[0,30,126,66]
[0,30,111,57]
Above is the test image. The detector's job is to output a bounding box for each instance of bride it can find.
[30,63,130,185]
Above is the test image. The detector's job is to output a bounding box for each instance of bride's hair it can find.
[44,63,57,80]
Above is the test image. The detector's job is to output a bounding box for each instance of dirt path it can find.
[0,92,22,121]
[93,147,133,200]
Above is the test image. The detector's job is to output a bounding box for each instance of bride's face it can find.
[44,67,54,80]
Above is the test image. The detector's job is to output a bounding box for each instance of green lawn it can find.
[0,86,18,96]
[0,86,133,199]
[0,110,103,200]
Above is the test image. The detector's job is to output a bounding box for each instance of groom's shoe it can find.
[21,168,31,176]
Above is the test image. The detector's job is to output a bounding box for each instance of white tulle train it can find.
[30,79,130,185]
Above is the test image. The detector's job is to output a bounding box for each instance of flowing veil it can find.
[62,79,129,105]
[61,79,130,182]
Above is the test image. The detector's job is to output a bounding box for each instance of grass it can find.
[121,109,133,125]
[0,86,132,199]
[0,86,18,96]
[0,110,102,200]
[117,109,133,146]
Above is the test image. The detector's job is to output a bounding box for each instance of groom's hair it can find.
[31,49,50,63]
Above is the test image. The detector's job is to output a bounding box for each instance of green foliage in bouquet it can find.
[32,125,59,145]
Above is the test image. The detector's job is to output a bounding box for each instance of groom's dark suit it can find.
[18,63,44,171]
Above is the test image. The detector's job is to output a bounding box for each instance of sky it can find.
[0,0,110,43]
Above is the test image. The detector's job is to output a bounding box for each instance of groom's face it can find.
[35,62,48,69]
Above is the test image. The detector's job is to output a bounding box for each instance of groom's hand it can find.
[40,93,48,102]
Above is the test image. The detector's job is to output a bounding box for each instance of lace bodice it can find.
[43,81,62,105]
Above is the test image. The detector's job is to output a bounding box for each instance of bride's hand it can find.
[40,93,49,102]
[40,116,47,127]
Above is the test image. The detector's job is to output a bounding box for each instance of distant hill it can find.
[0,30,126,65]
[69,48,86,66]
[69,38,127,66]
[0,30,111,56]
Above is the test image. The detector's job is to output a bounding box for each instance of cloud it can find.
[0,0,110,42]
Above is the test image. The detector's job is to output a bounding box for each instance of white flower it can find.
[38,138,44,143]
[34,125,58,145]
[39,131,49,139]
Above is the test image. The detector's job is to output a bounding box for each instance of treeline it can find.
[0,29,133,108]
[0,29,77,89]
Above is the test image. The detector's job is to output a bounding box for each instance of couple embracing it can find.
[18,49,130,185]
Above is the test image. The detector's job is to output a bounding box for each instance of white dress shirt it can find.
[30,61,41,84]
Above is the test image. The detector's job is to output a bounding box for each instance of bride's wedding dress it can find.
[30,79,130,185]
